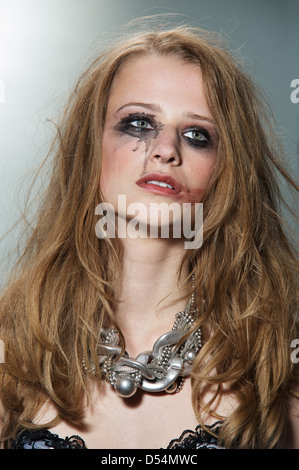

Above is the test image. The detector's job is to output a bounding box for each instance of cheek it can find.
[185,158,216,203]
[100,135,138,198]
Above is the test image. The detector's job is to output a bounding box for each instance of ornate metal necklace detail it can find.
[83,296,202,398]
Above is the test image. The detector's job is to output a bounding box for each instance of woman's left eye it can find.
[184,130,207,142]
[183,128,211,148]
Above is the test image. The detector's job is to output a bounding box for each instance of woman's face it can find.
[100,53,218,233]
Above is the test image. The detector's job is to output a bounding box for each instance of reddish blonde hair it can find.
[0,19,298,448]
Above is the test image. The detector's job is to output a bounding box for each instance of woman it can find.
[0,18,298,449]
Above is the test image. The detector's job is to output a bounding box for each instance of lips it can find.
[136,173,182,196]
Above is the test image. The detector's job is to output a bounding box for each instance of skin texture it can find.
[21,54,226,450]
[20,52,298,451]
[100,53,218,233]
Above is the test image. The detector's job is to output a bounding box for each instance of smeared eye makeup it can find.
[115,112,214,150]
[182,127,212,149]
[115,113,161,139]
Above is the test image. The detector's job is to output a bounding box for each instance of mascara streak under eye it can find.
[115,114,164,150]
[116,115,213,151]
[116,113,156,135]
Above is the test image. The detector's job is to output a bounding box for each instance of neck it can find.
[114,237,189,354]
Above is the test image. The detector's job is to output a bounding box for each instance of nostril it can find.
[153,154,178,163]
[147,129,181,165]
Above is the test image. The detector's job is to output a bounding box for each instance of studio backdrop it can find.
[0,0,298,282]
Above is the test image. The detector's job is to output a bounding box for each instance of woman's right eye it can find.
[129,119,154,130]
[116,114,156,135]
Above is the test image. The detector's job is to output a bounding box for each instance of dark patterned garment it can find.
[167,421,223,449]
[11,421,223,449]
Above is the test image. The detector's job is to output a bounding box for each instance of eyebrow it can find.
[184,112,215,125]
[115,102,215,125]
[116,102,161,114]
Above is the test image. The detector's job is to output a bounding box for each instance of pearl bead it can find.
[114,374,137,398]
[184,350,197,363]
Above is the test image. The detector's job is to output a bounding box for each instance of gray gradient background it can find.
[0,0,298,279]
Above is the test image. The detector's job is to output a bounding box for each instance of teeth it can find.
[146,180,174,189]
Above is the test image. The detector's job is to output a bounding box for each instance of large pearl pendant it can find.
[114,374,138,398]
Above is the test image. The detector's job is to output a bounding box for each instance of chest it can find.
[48,379,199,449]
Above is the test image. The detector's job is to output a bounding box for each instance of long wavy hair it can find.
[0,18,298,449]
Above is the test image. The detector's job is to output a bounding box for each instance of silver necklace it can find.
[83,292,202,398]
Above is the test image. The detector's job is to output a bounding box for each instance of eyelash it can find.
[116,113,212,149]
[117,113,155,135]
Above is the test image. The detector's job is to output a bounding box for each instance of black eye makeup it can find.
[115,113,157,138]
[115,112,215,150]
[182,127,212,149]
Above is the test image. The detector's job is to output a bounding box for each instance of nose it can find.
[147,126,181,166]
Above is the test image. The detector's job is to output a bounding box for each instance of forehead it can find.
[107,53,211,117]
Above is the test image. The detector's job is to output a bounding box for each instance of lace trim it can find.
[11,421,223,449]
[166,421,223,449]
[11,429,86,449]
